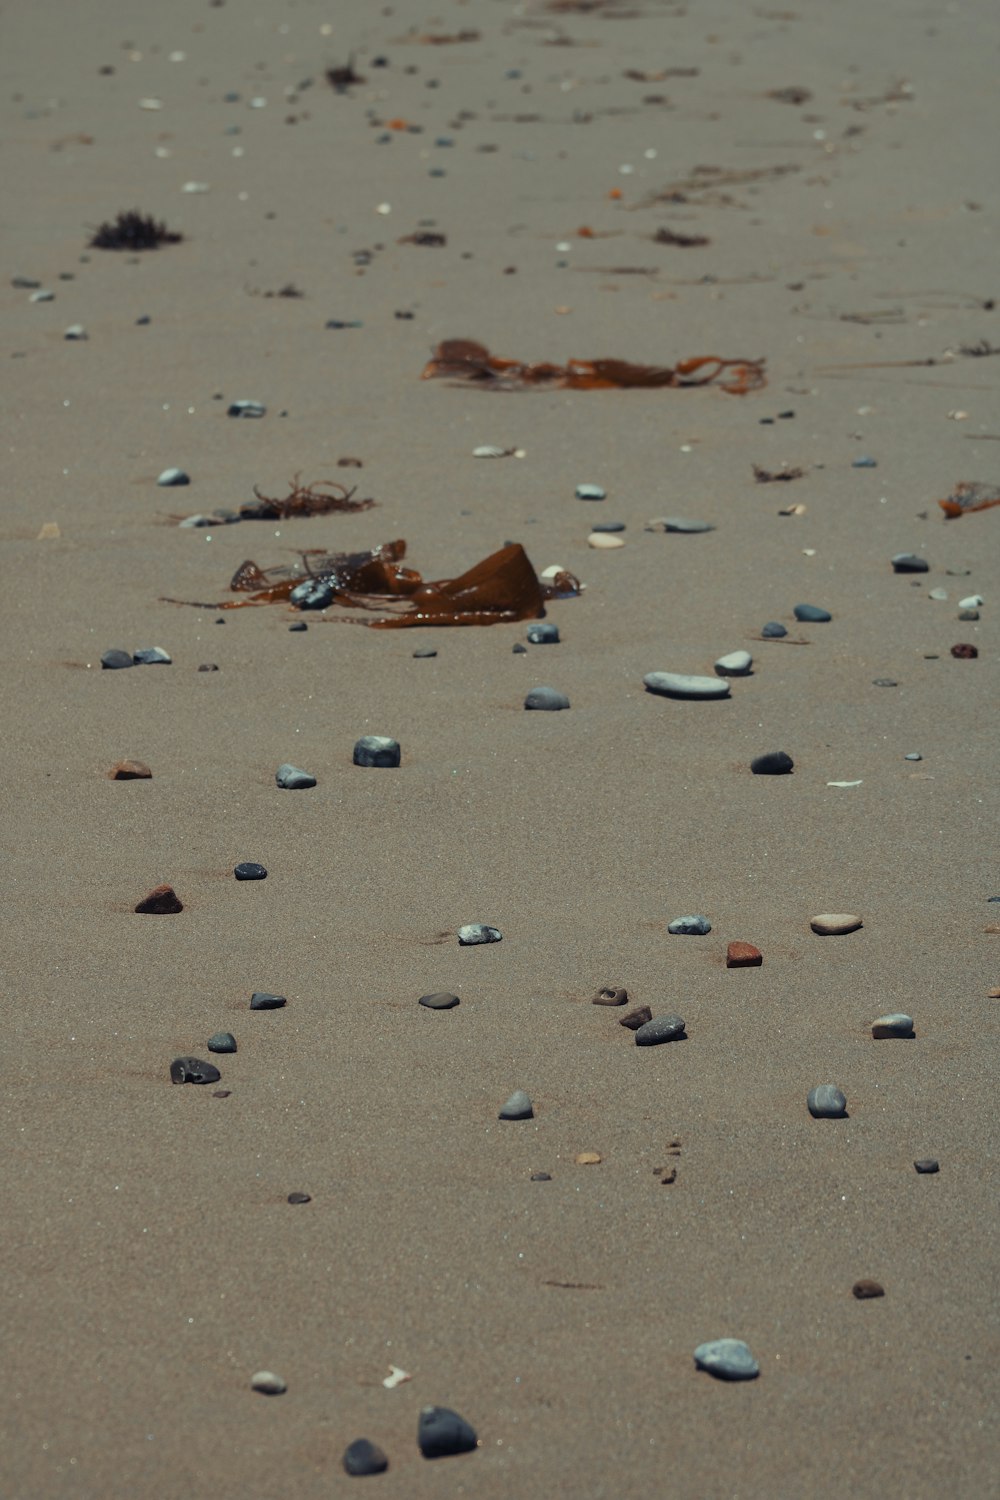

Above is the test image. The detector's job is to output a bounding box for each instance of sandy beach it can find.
[2,0,998,1494]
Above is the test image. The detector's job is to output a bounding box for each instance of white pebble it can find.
[810,913,863,935]
[588,532,624,549]
[959,595,984,608]
[250,1371,287,1395]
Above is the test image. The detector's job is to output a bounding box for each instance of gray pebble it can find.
[714,650,752,677]
[914,1158,939,1174]
[891,553,929,573]
[634,1014,686,1046]
[342,1438,389,1476]
[643,672,730,700]
[458,924,502,945]
[644,517,715,534]
[170,1056,221,1085]
[250,991,287,1010]
[234,862,267,880]
[353,735,401,768]
[63,323,88,340]
[157,467,190,487]
[852,456,878,468]
[793,603,832,622]
[761,621,787,638]
[872,678,898,688]
[417,1405,478,1459]
[668,915,711,935]
[575,483,606,500]
[904,752,922,761]
[524,686,570,710]
[872,1013,915,1039]
[100,649,133,670]
[289,577,335,609]
[526,623,559,644]
[207,1032,237,1053]
[227,399,267,418]
[499,1089,534,1120]
[591,521,626,533]
[419,992,460,1010]
[512,643,527,654]
[29,288,55,302]
[958,609,980,621]
[928,587,949,601]
[275,764,317,789]
[250,1371,287,1395]
[132,647,172,665]
[807,1084,848,1118]
[694,1339,760,1381]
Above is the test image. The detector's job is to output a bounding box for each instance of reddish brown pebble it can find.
[134,883,183,914]
[213,1089,231,1098]
[726,941,763,968]
[198,663,219,672]
[619,1005,653,1030]
[109,760,152,780]
[852,1279,885,1299]
[950,643,978,658]
[592,985,628,1006]
[987,987,1000,998]
[287,1192,312,1204]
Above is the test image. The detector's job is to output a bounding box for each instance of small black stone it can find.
[170,1056,221,1085]
[417,1406,478,1459]
[512,643,528,654]
[343,1439,389,1476]
[793,603,832,623]
[250,992,286,1010]
[530,1171,552,1181]
[914,1158,940,1174]
[234,862,268,881]
[287,1191,312,1205]
[413,647,437,658]
[207,1032,237,1054]
[419,992,460,1009]
[101,649,133,670]
[761,621,787,639]
[751,751,794,775]
[288,621,308,632]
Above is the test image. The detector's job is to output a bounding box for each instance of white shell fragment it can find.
[383,1365,412,1389]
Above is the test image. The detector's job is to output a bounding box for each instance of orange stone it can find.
[109,760,152,780]
[134,883,183,914]
[727,941,763,968]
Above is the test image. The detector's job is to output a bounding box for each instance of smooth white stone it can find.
[644,672,730,699]
[810,913,863,935]
[714,650,752,676]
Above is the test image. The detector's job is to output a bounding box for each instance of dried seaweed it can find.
[90,210,182,251]
[398,231,447,247]
[241,476,376,520]
[644,162,800,208]
[421,338,765,394]
[768,86,812,105]
[325,60,365,91]
[753,463,805,483]
[653,226,710,247]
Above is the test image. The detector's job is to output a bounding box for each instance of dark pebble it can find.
[526,623,560,644]
[891,553,929,573]
[207,1032,237,1053]
[227,400,267,418]
[592,985,628,1006]
[101,649,133,670]
[288,1191,312,1205]
[524,685,570,711]
[635,1014,686,1046]
[343,1438,389,1476]
[275,764,317,789]
[419,991,460,1009]
[914,1158,940,1174]
[872,678,898,687]
[132,647,172,665]
[512,643,528,654]
[807,1084,848,1118]
[793,603,833,622]
[234,862,268,881]
[134,883,183,914]
[288,621,308,632]
[413,647,437,658]
[852,1279,885,1299]
[751,750,794,775]
[591,521,626,533]
[198,663,219,671]
[170,1056,221,1085]
[530,1172,551,1181]
[289,578,335,609]
[353,735,401,768]
[951,643,978,659]
[620,1005,653,1030]
[250,992,287,1010]
[761,621,787,638]
[417,1405,478,1459]
[213,1089,231,1098]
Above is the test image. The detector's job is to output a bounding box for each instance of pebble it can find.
[750,750,794,775]
[668,915,711,935]
[29,288,55,302]
[473,445,509,458]
[157,468,190,487]
[275,764,317,789]
[512,643,527,655]
[575,1152,602,1165]
[958,594,984,609]
[619,1005,652,1030]
[227,400,267,418]
[951,643,978,658]
[644,517,715,533]
[250,992,287,1010]
[714,650,752,676]
[234,862,267,880]
[592,985,628,1006]
[727,942,763,967]
[499,1089,534,1120]
[693,1339,760,1381]
[198,663,219,672]
[288,1191,311,1204]
[928,587,949,601]
[413,646,437,657]
[458,924,502,945]
[634,1014,686,1045]
[852,1279,885,1299]
[852,456,878,467]
[891,553,929,573]
[132,647,172,665]
[643,672,730,700]
[63,324,87,340]
[207,1032,237,1053]
[807,1084,848,1118]
[343,1439,389,1476]
[135,883,183,914]
[914,1158,939,1174]
[761,621,787,638]
[872,678,897,688]
[810,913,863,935]
[250,1371,287,1396]
[170,1056,221,1085]
[524,686,570,710]
[289,578,335,609]
[101,649,134,670]
[587,532,625,549]
[109,760,151,779]
[419,991,460,1009]
[353,735,401,768]
[872,1013,915,1039]
[793,603,832,622]
[531,1171,552,1181]
[575,483,606,500]
[904,752,923,761]
[526,623,560,644]
[417,1405,478,1459]
[958,609,980,621]
[591,520,626,533]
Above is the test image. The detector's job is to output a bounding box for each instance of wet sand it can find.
[2,0,998,1494]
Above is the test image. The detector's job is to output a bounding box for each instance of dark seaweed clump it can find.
[90,211,183,251]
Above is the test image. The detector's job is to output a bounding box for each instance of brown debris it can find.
[592,985,629,1006]
[950,643,978,658]
[753,464,805,483]
[90,210,182,251]
[852,1279,885,1299]
[653,226,710,248]
[242,476,376,520]
[135,883,183,914]
[938,481,1000,519]
[422,338,765,394]
[325,60,365,91]
[768,86,812,105]
[398,231,447,247]
[109,760,152,780]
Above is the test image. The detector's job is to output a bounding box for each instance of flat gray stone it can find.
[808,1084,848,1118]
[250,991,287,1010]
[634,1014,686,1046]
[457,924,502,945]
[891,553,929,573]
[872,1013,915,1039]
[276,763,316,789]
[100,649,133,670]
[575,483,606,500]
[793,603,832,622]
[419,992,460,1010]
[157,467,190,487]
[524,686,570,711]
[694,1339,760,1381]
[353,735,401,768]
[169,1056,221,1085]
[668,915,711,935]
[644,517,715,533]
[714,650,752,677]
[526,623,559,644]
[643,672,730,700]
[251,1371,287,1395]
[499,1089,533,1120]
[207,1032,237,1053]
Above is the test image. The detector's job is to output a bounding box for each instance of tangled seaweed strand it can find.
[421,338,765,394]
[242,476,376,520]
[89,210,183,251]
